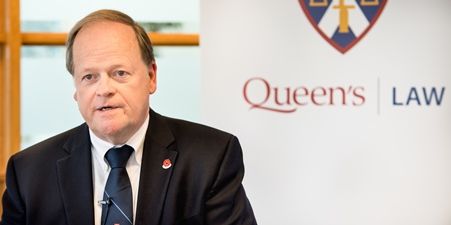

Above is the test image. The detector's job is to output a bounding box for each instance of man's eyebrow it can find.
[108,64,127,71]
[75,64,129,75]
[74,68,95,75]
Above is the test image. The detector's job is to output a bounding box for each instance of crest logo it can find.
[299,0,387,53]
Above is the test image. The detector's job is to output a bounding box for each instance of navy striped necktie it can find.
[101,145,134,225]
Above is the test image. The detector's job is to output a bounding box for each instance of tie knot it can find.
[105,145,134,168]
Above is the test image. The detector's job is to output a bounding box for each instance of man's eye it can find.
[115,70,128,77]
[82,74,93,80]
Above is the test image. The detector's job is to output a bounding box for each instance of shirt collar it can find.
[90,114,149,166]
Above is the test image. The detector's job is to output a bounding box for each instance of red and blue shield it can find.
[299,0,387,53]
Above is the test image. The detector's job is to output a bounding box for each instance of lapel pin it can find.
[162,159,172,169]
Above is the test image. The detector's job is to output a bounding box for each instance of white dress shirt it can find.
[90,115,149,225]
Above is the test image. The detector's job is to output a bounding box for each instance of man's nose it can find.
[96,75,115,96]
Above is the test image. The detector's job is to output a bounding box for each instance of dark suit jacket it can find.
[1,110,256,225]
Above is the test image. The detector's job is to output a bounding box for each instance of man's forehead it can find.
[73,21,136,49]
[75,21,134,42]
[72,21,140,73]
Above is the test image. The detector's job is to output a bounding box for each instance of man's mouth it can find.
[97,106,117,111]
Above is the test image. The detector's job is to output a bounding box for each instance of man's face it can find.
[72,21,156,144]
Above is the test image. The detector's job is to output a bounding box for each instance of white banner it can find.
[201,0,451,224]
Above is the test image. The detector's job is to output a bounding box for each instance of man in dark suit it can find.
[1,9,256,225]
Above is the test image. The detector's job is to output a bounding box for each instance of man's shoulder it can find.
[12,123,88,162]
[159,114,235,143]
[154,113,243,171]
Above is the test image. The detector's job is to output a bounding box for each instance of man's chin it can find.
[92,124,128,144]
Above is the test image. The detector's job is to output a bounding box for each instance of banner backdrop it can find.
[201,0,451,224]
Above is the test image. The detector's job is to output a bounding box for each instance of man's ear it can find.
[148,62,157,94]
[73,92,78,101]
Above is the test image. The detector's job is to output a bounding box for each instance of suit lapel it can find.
[56,124,94,225]
[135,110,178,225]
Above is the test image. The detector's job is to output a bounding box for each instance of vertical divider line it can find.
[377,77,381,115]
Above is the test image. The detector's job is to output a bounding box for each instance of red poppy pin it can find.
[162,159,172,169]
